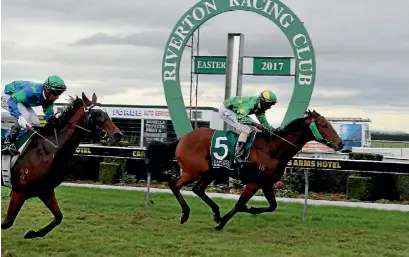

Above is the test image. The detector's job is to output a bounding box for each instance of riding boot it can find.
[234,141,245,164]
[2,126,21,155]
[234,141,246,180]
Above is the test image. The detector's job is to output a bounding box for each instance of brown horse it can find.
[1,92,123,239]
[146,110,343,230]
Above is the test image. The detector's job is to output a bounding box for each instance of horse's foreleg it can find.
[169,172,198,224]
[244,182,277,215]
[192,177,221,223]
[1,191,26,230]
[215,182,261,231]
[24,190,63,239]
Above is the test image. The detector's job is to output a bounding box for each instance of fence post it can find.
[145,158,151,208]
[146,172,151,208]
[303,169,309,222]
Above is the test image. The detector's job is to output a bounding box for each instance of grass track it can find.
[2,186,409,257]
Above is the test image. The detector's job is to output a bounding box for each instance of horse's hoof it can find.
[213,213,221,223]
[24,230,37,239]
[215,223,224,231]
[1,222,12,230]
[180,210,190,224]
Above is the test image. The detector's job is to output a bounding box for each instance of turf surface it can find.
[1,186,409,257]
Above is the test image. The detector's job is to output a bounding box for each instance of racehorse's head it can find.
[305,110,343,151]
[81,92,123,144]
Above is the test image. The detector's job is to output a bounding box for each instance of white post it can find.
[140,118,145,147]
[224,33,245,192]
[145,159,151,208]
[146,172,151,208]
[303,169,309,222]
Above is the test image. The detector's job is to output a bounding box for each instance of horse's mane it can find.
[38,96,84,135]
[256,113,311,140]
[28,96,85,154]
[58,96,84,121]
[279,117,307,133]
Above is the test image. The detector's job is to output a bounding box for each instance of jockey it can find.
[219,90,277,164]
[1,75,67,155]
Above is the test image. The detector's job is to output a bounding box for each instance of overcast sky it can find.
[1,0,408,132]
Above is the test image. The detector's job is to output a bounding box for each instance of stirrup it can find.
[2,143,20,155]
[235,156,245,163]
[234,148,245,164]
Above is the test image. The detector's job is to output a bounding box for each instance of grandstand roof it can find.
[327,117,372,122]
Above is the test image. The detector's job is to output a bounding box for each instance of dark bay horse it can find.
[1,92,123,239]
[146,110,343,230]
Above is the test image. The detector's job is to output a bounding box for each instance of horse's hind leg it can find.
[216,182,261,231]
[192,177,221,223]
[1,191,26,230]
[169,172,198,224]
[244,182,277,215]
[24,190,63,239]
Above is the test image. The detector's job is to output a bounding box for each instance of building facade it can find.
[32,104,371,152]
[53,104,224,146]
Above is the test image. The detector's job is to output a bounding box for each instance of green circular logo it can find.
[162,0,316,138]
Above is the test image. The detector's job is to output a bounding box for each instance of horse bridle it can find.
[308,116,337,147]
[254,115,334,158]
[52,103,109,145]
[70,103,110,139]
[37,102,111,150]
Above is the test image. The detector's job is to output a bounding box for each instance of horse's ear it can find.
[305,109,312,116]
[82,92,92,106]
[310,110,321,118]
[91,93,97,104]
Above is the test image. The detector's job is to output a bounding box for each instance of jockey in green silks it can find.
[219,90,277,164]
[1,75,67,155]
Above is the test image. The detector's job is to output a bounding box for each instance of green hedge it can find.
[103,157,127,177]
[349,152,383,161]
[394,175,409,200]
[346,175,374,200]
[99,162,119,183]
[100,139,129,147]
[346,152,407,201]
[287,168,351,194]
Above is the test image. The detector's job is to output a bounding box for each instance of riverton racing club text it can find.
[163,0,314,87]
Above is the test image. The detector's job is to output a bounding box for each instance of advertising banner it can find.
[340,124,362,150]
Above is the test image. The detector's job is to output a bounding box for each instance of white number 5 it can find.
[213,136,228,160]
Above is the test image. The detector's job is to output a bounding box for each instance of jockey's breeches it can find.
[1,92,40,128]
[219,104,252,134]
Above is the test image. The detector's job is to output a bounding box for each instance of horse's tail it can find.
[146,139,180,176]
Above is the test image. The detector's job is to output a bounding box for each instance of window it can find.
[112,118,142,146]
[190,111,203,119]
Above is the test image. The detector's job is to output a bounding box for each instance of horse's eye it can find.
[322,124,328,129]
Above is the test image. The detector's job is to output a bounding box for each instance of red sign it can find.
[302,141,334,152]
[143,110,170,117]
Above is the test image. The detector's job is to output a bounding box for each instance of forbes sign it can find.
[112,109,142,117]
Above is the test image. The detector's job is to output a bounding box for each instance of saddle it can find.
[1,128,34,189]
[209,129,257,172]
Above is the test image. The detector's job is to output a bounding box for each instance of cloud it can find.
[1,0,408,132]
[70,31,168,49]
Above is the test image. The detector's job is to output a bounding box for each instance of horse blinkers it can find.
[84,104,111,139]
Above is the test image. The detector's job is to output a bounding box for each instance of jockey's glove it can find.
[253,123,269,132]
[48,115,59,127]
[18,116,32,129]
